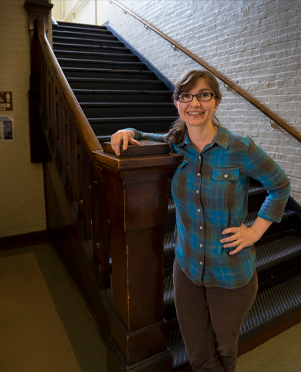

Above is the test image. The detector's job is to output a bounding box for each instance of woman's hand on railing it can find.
[111,130,141,156]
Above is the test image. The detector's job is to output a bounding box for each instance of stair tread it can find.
[248,184,267,195]
[54,42,128,51]
[245,209,295,227]
[168,272,301,367]
[62,67,153,74]
[53,24,111,33]
[54,49,137,58]
[53,36,123,45]
[57,57,145,65]
[80,102,173,106]
[53,30,116,38]
[73,89,171,93]
[67,77,164,83]
[89,116,177,122]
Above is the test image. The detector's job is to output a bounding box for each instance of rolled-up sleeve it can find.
[126,128,167,142]
[243,138,291,223]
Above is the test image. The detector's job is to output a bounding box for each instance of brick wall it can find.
[92,0,301,204]
[0,0,46,237]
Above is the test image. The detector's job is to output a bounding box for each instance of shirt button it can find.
[197,209,201,212]
[199,226,203,230]
[199,156,201,160]
[200,244,203,247]
[224,174,228,178]
[196,190,199,194]
[199,261,203,265]
[197,172,201,176]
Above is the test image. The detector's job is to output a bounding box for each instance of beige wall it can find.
[51,0,96,24]
[0,0,46,237]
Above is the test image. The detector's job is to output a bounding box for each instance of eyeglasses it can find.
[178,92,216,103]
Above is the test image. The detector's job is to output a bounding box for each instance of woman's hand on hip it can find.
[220,224,260,255]
[110,130,141,156]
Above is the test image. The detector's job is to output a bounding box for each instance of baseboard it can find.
[0,230,48,251]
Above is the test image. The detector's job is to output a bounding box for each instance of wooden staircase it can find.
[51,20,301,371]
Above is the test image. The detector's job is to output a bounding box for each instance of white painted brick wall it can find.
[91,0,301,204]
[0,0,46,237]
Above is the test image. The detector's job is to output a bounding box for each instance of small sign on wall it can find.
[0,115,14,140]
[0,92,13,111]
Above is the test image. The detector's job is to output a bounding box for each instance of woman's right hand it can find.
[110,130,141,156]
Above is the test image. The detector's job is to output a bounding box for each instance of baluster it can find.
[65,117,73,193]
[43,61,47,114]
[59,100,67,174]
[92,174,110,288]
[70,124,79,203]
[82,152,92,240]
[77,139,85,224]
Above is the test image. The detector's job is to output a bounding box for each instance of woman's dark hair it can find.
[165,70,222,144]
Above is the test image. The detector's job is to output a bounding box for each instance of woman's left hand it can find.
[220,224,259,255]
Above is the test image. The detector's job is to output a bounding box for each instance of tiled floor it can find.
[1,242,301,372]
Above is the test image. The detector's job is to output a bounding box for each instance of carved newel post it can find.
[93,142,182,371]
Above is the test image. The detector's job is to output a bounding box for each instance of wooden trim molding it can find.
[0,230,48,251]
[24,0,53,31]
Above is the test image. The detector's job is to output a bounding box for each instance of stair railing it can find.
[109,0,301,144]
[27,7,183,370]
[33,13,111,288]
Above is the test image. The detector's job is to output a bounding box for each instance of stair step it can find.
[73,89,173,103]
[67,77,167,90]
[244,209,295,227]
[54,42,131,54]
[54,50,139,62]
[62,67,156,80]
[80,102,176,118]
[53,29,117,41]
[90,116,177,136]
[168,272,301,368]
[53,24,111,35]
[256,232,301,272]
[57,57,147,70]
[248,184,267,196]
[53,35,124,47]
[56,21,107,30]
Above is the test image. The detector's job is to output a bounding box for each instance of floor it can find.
[0,242,301,372]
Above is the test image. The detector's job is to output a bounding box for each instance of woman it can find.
[110,70,290,372]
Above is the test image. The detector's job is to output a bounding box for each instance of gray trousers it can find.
[173,258,258,372]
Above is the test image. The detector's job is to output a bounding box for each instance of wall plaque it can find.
[0,92,13,111]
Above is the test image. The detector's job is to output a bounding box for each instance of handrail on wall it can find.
[109,0,301,144]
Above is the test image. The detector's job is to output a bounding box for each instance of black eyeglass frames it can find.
[178,92,217,103]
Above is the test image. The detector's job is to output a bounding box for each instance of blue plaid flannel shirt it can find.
[129,126,291,289]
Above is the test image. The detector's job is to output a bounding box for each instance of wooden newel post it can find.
[93,142,182,371]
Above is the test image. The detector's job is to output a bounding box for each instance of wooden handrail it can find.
[109,0,301,144]
[36,15,102,154]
